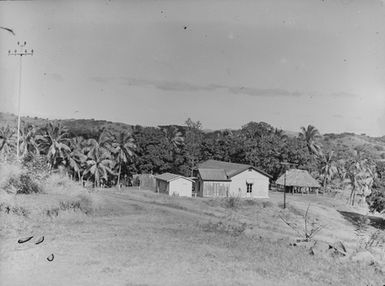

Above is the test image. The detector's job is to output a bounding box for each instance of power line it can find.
[8,41,34,160]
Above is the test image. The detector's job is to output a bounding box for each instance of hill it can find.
[2,112,385,160]
[322,132,385,161]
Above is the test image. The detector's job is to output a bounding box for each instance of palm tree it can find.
[347,158,375,206]
[83,129,111,155]
[319,151,337,190]
[19,124,40,158]
[299,125,322,156]
[162,126,184,150]
[0,125,16,161]
[335,159,347,183]
[83,145,115,187]
[107,131,136,188]
[36,123,71,170]
[66,136,87,181]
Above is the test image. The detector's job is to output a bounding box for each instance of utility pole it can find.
[280,162,297,209]
[8,41,34,160]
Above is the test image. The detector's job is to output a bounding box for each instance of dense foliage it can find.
[1,117,385,213]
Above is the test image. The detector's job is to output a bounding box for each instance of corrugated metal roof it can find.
[198,159,272,178]
[154,173,193,183]
[276,169,321,188]
[198,168,230,181]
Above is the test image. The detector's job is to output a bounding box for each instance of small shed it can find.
[154,173,193,197]
[276,169,321,194]
[197,168,231,197]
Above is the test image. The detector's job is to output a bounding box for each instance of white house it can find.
[196,160,272,198]
[154,173,193,197]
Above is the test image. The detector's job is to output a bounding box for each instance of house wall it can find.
[169,178,193,197]
[229,169,269,198]
[200,181,230,197]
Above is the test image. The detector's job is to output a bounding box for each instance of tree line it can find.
[0,118,384,211]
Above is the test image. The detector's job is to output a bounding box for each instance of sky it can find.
[0,0,385,136]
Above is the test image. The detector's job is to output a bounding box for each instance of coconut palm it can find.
[0,125,16,160]
[347,158,375,206]
[162,126,184,151]
[107,131,136,188]
[83,145,115,187]
[299,125,322,156]
[66,136,87,181]
[37,123,71,170]
[335,159,347,182]
[19,124,40,158]
[319,151,337,190]
[83,129,111,155]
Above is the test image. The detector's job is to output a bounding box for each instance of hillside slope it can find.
[1,188,383,286]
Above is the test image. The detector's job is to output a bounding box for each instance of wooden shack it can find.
[154,173,193,197]
[196,160,272,198]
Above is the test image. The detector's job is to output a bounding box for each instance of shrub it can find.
[225,196,241,209]
[10,174,41,194]
[0,163,42,194]
[366,187,385,214]
[201,220,247,236]
[42,174,84,196]
[21,153,50,182]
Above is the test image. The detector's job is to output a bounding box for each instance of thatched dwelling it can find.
[276,169,321,194]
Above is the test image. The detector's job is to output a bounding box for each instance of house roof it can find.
[197,159,272,178]
[198,168,231,181]
[154,173,194,183]
[276,169,321,188]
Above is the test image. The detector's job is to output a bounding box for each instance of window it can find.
[246,183,253,193]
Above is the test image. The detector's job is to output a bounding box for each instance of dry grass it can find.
[1,187,384,285]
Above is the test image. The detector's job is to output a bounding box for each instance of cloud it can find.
[228,86,302,97]
[119,77,220,92]
[44,73,63,82]
[329,92,358,98]
[89,76,358,98]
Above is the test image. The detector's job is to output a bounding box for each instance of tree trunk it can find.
[117,164,122,189]
[190,157,194,177]
[323,176,328,192]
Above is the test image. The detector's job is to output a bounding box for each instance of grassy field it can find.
[1,187,384,286]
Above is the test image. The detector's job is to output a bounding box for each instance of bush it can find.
[42,174,84,195]
[366,187,385,214]
[225,196,241,209]
[0,163,43,194]
[21,153,50,181]
[201,220,247,236]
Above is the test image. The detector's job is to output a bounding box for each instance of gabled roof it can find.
[276,169,321,188]
[198,168,231,181]
[155,173,194,183]
[198,159,272,179]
